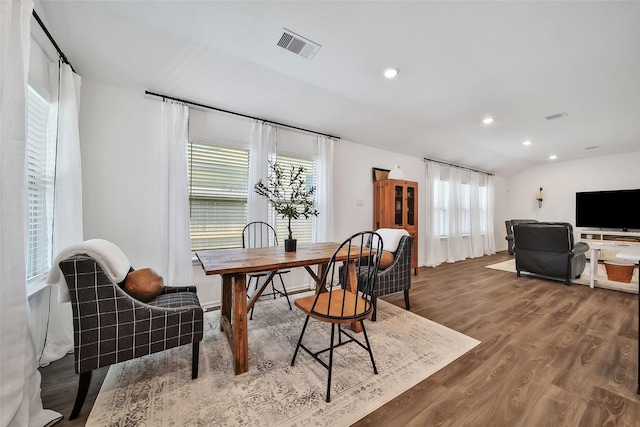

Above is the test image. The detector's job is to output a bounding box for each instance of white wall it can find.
[79,79,514,307]
[505,151,640,239]
[493,175,509,252]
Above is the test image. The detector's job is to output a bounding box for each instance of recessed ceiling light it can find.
[482,117,494,124]
[523,140,532,146]
[549,155,557,160]
[383,67,399,79]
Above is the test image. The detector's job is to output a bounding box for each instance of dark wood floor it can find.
[40,251,640,426]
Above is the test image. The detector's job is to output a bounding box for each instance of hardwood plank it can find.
[40,251,640,426]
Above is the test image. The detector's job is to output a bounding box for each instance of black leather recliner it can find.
[505,219,539,255]
[513,222,589,285]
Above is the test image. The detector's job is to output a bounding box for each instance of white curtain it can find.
[0,1,62,425]
[313,136,334,243]
[424,160,495,267]
[159,101,192,286]
[247,121,276,225]
[38,61,82,366]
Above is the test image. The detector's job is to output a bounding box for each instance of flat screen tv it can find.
[575,189,640,231]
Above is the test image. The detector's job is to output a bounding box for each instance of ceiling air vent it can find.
[277,29,321,59]
[545,112,568,120]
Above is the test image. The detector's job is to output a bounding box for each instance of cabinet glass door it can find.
[394,186,403,226]
[407,186,415,226]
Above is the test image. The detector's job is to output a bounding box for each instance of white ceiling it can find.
[36,1,640,176]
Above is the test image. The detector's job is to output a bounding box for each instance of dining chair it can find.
[290,230,383,402]
[242,221,292,319]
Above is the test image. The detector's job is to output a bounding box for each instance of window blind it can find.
[26,86,54,279]
[188,142,249,251]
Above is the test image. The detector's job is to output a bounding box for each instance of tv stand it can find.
[579,229,640,292]
[579,229,640,261]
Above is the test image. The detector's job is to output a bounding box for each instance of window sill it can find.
[27,275,50,298]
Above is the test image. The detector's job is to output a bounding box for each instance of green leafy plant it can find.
[254,161,319,240]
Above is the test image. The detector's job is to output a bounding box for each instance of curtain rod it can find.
[424,158,494,176]
[32,10,75,73]
[145,91,340,140]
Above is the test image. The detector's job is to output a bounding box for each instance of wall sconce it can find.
[536,187,543,208]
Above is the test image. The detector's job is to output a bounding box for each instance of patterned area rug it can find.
[87,293,479,426]
[486,259,638,293]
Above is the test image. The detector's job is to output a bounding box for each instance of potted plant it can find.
[254,161,319,252]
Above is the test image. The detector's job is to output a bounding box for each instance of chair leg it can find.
[277,273,292,310]
[291,316,310,366]
[361,320,378,375]
[69,371,92,420]
[192,341,200,379]
[326,323,336,403]
[371,296,378,321]
[404,289,411,311]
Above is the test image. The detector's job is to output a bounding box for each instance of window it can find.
[26,85,55,280]
[187,144,316,250]
[432,179,473,237]
[433,179,449,238]
[269,155,317,244]
[188,142,249,251]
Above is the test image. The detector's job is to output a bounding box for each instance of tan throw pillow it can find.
[378,251,395,270]
[123,268,164,301]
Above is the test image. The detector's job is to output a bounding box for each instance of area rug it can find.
[486,259,638,293]
[86,294,479,426]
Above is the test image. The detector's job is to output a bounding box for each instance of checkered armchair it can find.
[58,254,204,420]
[352,230,413,321]
[368,234,413,320]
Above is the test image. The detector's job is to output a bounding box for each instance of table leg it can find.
[232,274,248,374]
[219,273,249,375]
[246,271,276,313]
[637,262,639,395]
[304,263,329,292]
[590,248,598,289]
[221,276,232,331]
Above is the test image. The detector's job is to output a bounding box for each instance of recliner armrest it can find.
[571,242,589,256]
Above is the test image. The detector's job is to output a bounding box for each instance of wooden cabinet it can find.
[373,179,418,273]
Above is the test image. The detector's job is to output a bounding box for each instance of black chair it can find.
[59,253,203,420]
[291,231,383,402]
[242,221,292,319]
[513,222,589,285]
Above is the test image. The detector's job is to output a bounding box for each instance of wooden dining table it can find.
[195,242,365,375]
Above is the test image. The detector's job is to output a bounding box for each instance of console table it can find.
[616,245,640,395]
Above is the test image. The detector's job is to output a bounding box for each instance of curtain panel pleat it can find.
[160,102,193,286]
[0,1,63,425]
[247,121,276,225]
[424,160,495,267]
[36,61,82,366]
[314,136,334,243]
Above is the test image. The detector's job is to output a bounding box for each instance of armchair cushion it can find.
[124,268,164,301]
[379,251,395,270]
